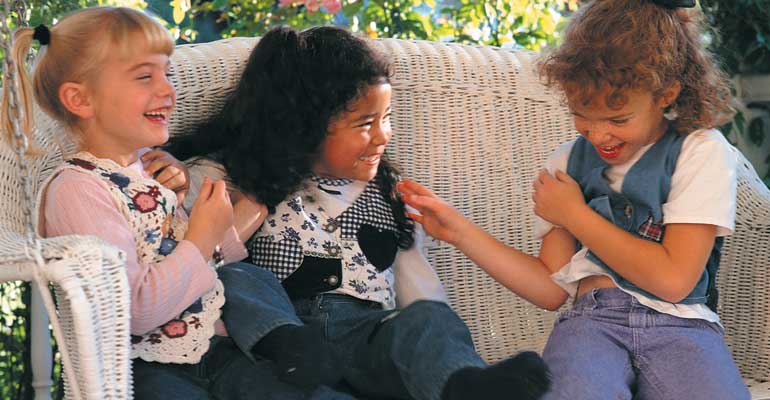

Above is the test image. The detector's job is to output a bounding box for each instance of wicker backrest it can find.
[166,36,770,381]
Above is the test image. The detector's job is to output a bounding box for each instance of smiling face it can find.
[77,39,175,165]
[569,87,677,165]
[312,82,392,181]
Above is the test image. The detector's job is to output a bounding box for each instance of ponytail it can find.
[1,27,35,150]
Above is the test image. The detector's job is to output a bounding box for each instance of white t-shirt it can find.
[184,159,448,309]
[535,129,737,323]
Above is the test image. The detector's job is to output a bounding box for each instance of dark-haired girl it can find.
[168,25,550,400]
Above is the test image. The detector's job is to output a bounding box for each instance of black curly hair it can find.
[166,25,415,249]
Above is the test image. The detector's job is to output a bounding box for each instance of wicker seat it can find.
[3,36,770,399]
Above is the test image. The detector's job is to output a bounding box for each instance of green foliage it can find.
[701,0,770,75]
[441,0,577,49]
[178,0,575,49]
[0,282,30,400]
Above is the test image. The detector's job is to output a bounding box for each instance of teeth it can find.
[144,109,168,118]
[359,155,379,161]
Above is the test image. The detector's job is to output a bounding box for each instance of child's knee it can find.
[392,300,468,337]
[218,262,279,286]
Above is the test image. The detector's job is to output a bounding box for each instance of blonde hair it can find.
[538,0,733,134]
[1,6,174,146]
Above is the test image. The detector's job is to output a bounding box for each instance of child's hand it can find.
[142,149,190,206]
[532,169,585,229]
[185,177,234,259]
[397,179,470,247]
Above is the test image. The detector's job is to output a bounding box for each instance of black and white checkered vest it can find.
[249,176,401,309]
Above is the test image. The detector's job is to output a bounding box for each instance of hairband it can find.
[650,0,696,8]
[33,25,50,46]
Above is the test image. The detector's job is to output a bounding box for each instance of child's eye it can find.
[355,121,374,128]
[611,119,629,125]
[137,75,151,80]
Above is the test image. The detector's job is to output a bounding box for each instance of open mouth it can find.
[358,153,381,165]
[596,143,624,159]
[143,108,171,124]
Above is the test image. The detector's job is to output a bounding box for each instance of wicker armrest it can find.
[0,232,132,400]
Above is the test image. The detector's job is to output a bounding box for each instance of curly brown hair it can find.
[538,0,733,134]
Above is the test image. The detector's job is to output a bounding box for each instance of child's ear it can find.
[660,80,682,109]
[58,82,94,119]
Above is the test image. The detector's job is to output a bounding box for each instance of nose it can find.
[583,121,611,143]
[371,120,392,146]
[157,74,176,99]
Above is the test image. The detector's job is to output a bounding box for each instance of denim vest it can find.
[566,129,722,310]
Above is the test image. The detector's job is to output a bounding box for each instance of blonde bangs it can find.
[104,8,174,60]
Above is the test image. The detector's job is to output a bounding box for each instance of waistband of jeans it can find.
[573,287,638,310]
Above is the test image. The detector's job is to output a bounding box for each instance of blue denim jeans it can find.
[292,294,486,400]
[542,288,749,400]
[132,262,356,400]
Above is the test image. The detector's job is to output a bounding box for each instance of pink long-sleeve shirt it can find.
[40,156,247,335]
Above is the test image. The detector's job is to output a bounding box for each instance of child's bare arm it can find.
[231,189,268,240]
[534,169,716,303]
[398,179,569,310]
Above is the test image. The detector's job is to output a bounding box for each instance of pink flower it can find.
[322,0,342,14]
[132,192,159,213]
[161,319,188,338]
[305,0,320,12]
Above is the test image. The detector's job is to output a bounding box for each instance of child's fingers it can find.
[144,158,173,176]
[537,169,552,184]
[160,170,187,191]
[398,179,434,197]
[554,170,575,184]
[404,193,447,216]
[212,179,230,203]
[406,211,423,224]
[156,166,183,186]
[140,149,166,162]
[197,177,213,200]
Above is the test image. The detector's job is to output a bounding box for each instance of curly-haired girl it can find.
[399,0,750,398]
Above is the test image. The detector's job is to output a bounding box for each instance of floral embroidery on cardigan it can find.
[61,152,224,364]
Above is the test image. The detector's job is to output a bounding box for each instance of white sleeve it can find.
[533,140,575,239]
[662,129,736,236]
[183,158,227,214]
[393,224,449,308]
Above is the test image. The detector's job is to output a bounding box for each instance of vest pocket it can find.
[357,224,398,271]
[283,256,343,299]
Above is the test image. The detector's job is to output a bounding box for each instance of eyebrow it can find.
[570,111,634,119]
[127,60,171,73]
[351,107,392,123]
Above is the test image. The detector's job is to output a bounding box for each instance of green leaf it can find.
[748,117,767,147]
[734,111,746,136]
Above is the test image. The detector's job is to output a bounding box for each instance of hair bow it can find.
[33,25,50,45]
[650,0,696,8]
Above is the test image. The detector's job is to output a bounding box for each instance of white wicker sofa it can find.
[2,36,770,399]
